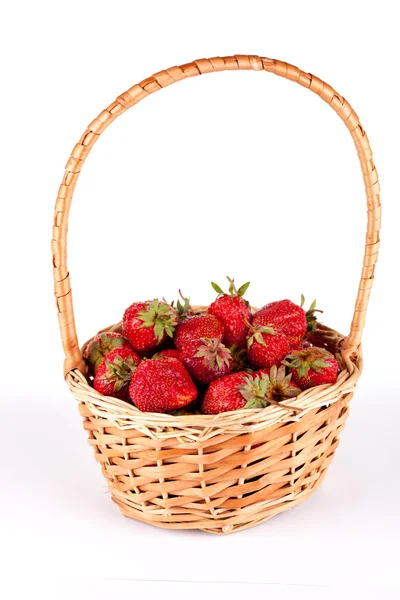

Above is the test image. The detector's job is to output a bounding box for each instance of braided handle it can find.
[52,55,380,376]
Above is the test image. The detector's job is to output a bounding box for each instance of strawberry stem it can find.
[226,276,238,295]
[244,318,256,334]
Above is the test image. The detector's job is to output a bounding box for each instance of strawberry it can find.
[201,368,301,415]
[122,300,178,352]
[153,349,181,360]
[252,297,322,349]
[83,332,132,373]
[208,277,251,348]
[129,357,197,412]
[173,313,224,351]
[180,337,232,383]
[93,346,141,400]
[283,347,338,390]
[252,299,306,349]
[201,372,250,414]
[246,322,290,369]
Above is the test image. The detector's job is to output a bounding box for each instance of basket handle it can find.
[53,55,381,376]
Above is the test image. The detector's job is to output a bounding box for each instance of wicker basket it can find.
[53,55,380,534]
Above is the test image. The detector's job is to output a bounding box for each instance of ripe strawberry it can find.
[173,313,224,351]
[246,323,290,369]
[252,299,307,349]
[93,346,141,400]
[153,348,181,360]
[208,277,251,348]
[283,347,338,390]
[84,332,132,373]
[201,372,249,414]
[201,368,301,415]
[252,297,322,349]
[180,337,232,383]
[129,357,197,412]
[122,300,178,352]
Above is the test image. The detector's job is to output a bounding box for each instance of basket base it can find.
[113,469,328,534]
[92,396,351,534]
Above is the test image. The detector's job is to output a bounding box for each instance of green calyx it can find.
[283,347,333,379]
[87,334,125,371]
[239,367,301,412]
[229,344,250,373]
[100,355,137,393]
[246,323,275,348]
[300,295,323,333]
[137,299,178,342]
[176,289,192,318]
[194,337,231,370]
[211,276,250,298]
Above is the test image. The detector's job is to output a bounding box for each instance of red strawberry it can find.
[252,299,307,349]
[201,368,301,415]
[246,323,290,369]
[180,337,232,383]
[208,277,251,348]
[153,349,181,360]
[84,332,132,373]
[201,372,249,414]
[173,313,224,351]
[93,346,141,400]
[253,297,322,349]
[283,347,338,390]
[129,357,197,412]
[122,300,178,352]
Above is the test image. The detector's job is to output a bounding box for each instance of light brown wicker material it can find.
[52,56,380,534]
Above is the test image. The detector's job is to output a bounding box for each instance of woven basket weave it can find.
[53,55,380,534]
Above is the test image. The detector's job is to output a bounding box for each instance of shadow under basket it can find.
[53,56,380,534]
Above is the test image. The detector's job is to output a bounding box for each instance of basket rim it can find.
[68,318,362,441]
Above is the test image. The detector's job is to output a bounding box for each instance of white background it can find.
[1,1,399,598]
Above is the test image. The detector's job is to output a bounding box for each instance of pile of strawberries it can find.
[84,278,339,415]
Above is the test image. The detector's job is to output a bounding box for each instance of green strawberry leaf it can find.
[211,282,224,295]
[154,321,165,342]
[255,333,267,346]
[237,281,250,297]
[114,379,126,393]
